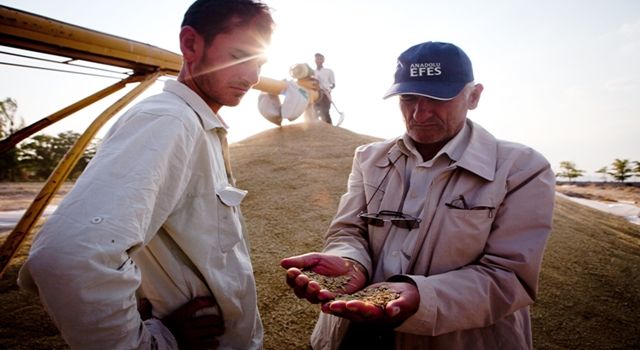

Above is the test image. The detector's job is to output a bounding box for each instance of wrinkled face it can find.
[399,84,483,145]
[188,24,269,111]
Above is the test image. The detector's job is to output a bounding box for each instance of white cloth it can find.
[258,93,282,125]
[257,81,309,125]
[18,80,262,349]
[281,81,309,120]
[314,67,335,95]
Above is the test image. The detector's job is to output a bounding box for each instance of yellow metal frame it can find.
[0,5,182,276]
[0,5,182,73]
[0,76,133,154]
[0,5,311,276]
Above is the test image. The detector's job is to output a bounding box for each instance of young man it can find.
[282,41,555,349]
[313,53,336,124]
[18,1,274,349]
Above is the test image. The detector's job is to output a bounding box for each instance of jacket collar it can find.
[163,79,229,131]
[376,119,497,181]
[375,143,405,168]
[455,119,496,181]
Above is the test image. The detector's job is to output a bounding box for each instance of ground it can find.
[0,124,639,349]
[555,182,640,204]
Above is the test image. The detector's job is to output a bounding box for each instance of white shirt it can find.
[18,80,262,349]
[314,67,335,95]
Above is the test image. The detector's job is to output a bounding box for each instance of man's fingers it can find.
[305,280,321,295]
[323,299,384,322]
[280,253,321,269]
[324,300,346,313]
[346,300,383,318]
[163,297,218,326]
[285,268,302,288]
[179,297,218,317]
[293,270,309,287]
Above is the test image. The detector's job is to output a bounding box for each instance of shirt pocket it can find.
[435,204,495,266]
[215,185,247,252]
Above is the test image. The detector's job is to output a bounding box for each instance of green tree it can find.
[595,166,609,182]
[0,97,25,181]
[0,97,19,138]
[19,131,97,180]
[634,161,640,178]
[608,158,633,183]
[556,161,585,183]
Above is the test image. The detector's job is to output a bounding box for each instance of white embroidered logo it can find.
[409,62,441,77]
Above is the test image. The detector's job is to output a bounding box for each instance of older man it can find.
[282,41,555,349]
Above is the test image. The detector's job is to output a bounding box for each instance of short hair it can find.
[315,53,324,58]
[182,0,275,45]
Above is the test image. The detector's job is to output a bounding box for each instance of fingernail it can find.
[391,306,400,316]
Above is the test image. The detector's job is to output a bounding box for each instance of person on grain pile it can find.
[281,41,555,349]
[312,53,336,124]
[18,0,274,349]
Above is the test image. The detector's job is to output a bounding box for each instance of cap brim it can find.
[382,81,467,100]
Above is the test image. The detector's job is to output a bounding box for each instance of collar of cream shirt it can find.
[163,79,229,131]
[387,119,497,181]
[399,122,471,166]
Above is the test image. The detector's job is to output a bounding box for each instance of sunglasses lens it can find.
[391,218,419,229]
[366,217,385,226]
[360,212,420,228]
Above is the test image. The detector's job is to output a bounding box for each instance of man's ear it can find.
[179,26,204,63]
[467,83,484,110]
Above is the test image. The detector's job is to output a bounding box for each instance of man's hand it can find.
[161,297,224,350]
[280,253,368,303]
[321,281,420,324]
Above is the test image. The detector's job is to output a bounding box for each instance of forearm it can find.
[395,265,534,336]
[23,239,155,348]
[323,152,372,272]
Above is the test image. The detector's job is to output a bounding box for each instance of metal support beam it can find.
[0,70,162,277]
[0,75,144,154]
[0,5,182,74]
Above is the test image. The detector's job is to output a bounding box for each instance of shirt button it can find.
[91,216,103,224]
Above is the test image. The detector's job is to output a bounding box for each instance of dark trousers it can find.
[314,91,332,124]
[338,322,395,350]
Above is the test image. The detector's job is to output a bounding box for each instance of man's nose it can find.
[412,98,436,121]
[242,60,261,86]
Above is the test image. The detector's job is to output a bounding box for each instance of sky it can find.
[1,0,639,180]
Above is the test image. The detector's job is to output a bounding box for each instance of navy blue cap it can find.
[383,41,474,100]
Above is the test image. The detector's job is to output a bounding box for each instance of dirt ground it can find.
[1,123,639,349]
[556,182,640,204]
[0,182,74,212]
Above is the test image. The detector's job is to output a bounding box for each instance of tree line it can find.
[556,159,640,183]
[3,97,639,184]
[1,98,97,182]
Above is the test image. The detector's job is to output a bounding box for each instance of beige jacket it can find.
[19,80,262,349]
[311,120,555,349]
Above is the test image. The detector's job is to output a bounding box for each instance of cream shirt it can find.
[18,80,262,349]
[314,67,335,95]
